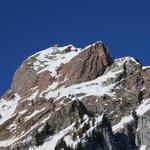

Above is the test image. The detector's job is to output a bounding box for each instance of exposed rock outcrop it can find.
[59,42,112,87]
[136,110,150,150]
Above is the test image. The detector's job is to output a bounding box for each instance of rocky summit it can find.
[0,41,150,150]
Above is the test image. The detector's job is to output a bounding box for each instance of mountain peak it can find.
[10,41,112,97]
[0,41,150,150]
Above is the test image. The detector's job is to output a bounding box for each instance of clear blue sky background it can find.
[0,0,150,95]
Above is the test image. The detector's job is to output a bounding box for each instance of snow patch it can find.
[143,66,150,70]
[113,98,150,132]
[113,115,133,132]
[136,98,150,116]
[45,69,120,100]
[29,45,82,76]
[26,90,39,101]
[25,108,46,122]
[115,57,141,66]
[140,145,147,150]
[29,123,75,150]
[84,41,102,50]
[0,93,20,125]
[19,110,27,115]
[7,122,17,132]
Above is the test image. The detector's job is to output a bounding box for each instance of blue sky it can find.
[0,0,150,95]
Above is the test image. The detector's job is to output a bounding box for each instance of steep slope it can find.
[0,41,150,150]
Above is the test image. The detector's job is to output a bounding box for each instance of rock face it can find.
[59,42,112,87]
[11,61,54,98]
[136,110,150,150]
[0,41,150,150]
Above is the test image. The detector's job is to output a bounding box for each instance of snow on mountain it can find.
[113,98,150,132]
[29,123,75,150]
[29,44,82,76]
[0,42,150,150]
[0,93,20,125]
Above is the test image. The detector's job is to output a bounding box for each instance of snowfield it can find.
[0,93,20,125]
[29,45,82,76]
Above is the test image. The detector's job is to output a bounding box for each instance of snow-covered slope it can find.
[29,44,82,76]
[0,93,20,125]
[0,42,150,150]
